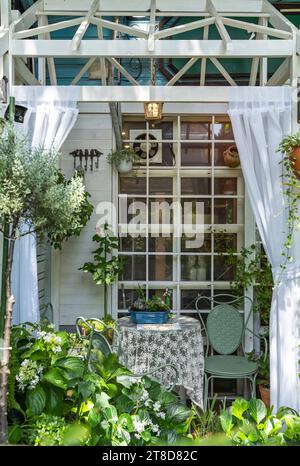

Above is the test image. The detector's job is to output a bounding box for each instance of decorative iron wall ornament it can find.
[70,149,103,171]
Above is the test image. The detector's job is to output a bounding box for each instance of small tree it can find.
[80,223,124,319]
[0,123,90,443]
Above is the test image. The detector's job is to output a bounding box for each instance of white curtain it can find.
[11,86,80,325]
[228,87,300,412]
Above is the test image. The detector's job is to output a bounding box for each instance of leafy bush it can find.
[220,398,300,446]
[8,323,192,446]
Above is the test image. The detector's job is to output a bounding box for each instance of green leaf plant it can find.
[80,223,124,319]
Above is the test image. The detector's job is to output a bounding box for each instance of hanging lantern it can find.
[144,102,163,121]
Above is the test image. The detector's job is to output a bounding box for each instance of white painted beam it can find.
[42,1,265,15]
[13,17,84,40]
[267,57,290,86]
[96,21,107,85]
[11,39,294,58]
[107,58,139,86]
[0,0,10,28]
[38,11,271,19]
[15,58,41,85]
[71,57,96,85]
[13,0,43,33]
[0,31,9,57]
[90,17,148,39]
[42,16,57,86]
[210,57,237,86]
[262,0,295,33]
[38,15,46,85]
[71,0,98,51]
[249,57,260,86]
[148,0,156,52]
[207,0,232,51]
[166,57,198,86]
[155,17,214,40]
[200,25,209,86]
[221,16,292,40]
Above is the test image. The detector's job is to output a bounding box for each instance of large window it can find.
[117,116,245,326]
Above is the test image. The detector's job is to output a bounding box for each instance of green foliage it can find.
[277,134,300,276]
[131,286,171,312]
[0,123,88,239]
[107,148,139,169]
[46,172,94,250]
[8,323,192,446]
[278,133,300,153]
[80,223,124,286]
[216,238,272,327]
[80,223,124,317]
[220,398,300,446]
[191,395,222,439]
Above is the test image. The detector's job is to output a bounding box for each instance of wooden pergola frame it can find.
[0,0,299,95]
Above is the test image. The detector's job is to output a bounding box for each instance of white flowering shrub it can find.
[8,324,193,446]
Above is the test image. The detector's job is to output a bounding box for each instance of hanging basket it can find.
[290,147,300,179]
[223,145,240,168]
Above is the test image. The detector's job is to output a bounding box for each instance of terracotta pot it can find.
[223,145,240,168]
[290,147,300,179]
[259,384,270,407]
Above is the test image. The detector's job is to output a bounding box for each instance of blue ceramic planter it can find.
[129,310,169,324]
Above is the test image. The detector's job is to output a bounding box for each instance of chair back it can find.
[207,304,244,355]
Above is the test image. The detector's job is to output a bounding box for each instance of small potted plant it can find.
[278,132,300,179]
[107,148,138,173]
[129,288,172,324]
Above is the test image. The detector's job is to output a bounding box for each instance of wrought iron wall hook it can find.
[70,149,103,171]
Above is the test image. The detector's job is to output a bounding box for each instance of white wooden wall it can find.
[58,112,113,327]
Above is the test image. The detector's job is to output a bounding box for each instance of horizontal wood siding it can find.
[58,113,113,326]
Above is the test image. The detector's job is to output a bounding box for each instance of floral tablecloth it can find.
[113,316,204,408]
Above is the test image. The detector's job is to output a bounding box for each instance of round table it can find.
[113,316,204,408]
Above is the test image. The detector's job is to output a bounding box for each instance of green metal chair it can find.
[195,294,268,410]
[75,316,179,392]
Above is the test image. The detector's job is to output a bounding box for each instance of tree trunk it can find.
[0,232,16,444]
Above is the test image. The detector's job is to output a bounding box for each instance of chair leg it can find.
[251,373,257,399]
[203,373,209,412]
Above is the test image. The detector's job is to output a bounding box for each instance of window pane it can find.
[120,177,146,194]
[214,119,234,140]
[214,199,237,224]
[181,289,211,311]
[149,236,173,253]
[149,255,173,281]
[118,288,140,310]
[181,256,211,281]
[181,121,211,140]
[214,178,237,195]
[120,255,146,281]
[149,121,174,139]
[181,143,211,166]
[181,177,211,195]
[214,256,235,281]
[122,121,146,139]
[149,198,174,226]
[119,236,146,252]
[181,233,211,253]
[149,177,173,195]
[121,197,147,224]
[214,233,237,253]
[181,198,211,226]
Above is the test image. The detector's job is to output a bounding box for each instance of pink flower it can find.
[95,225,105,237]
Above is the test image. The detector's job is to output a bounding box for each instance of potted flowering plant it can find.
[278,132,300,179]
[129,288,172,324]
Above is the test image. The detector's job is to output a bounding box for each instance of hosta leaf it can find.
[249,399,267,424]
[95,391,111,409]
[166,403,191,423]
[88,408,101,428]
[26,383,46,416]
[43,367,68,390]
[44,385,64,415]
[56,356,85,379]
[8,425,23,444]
